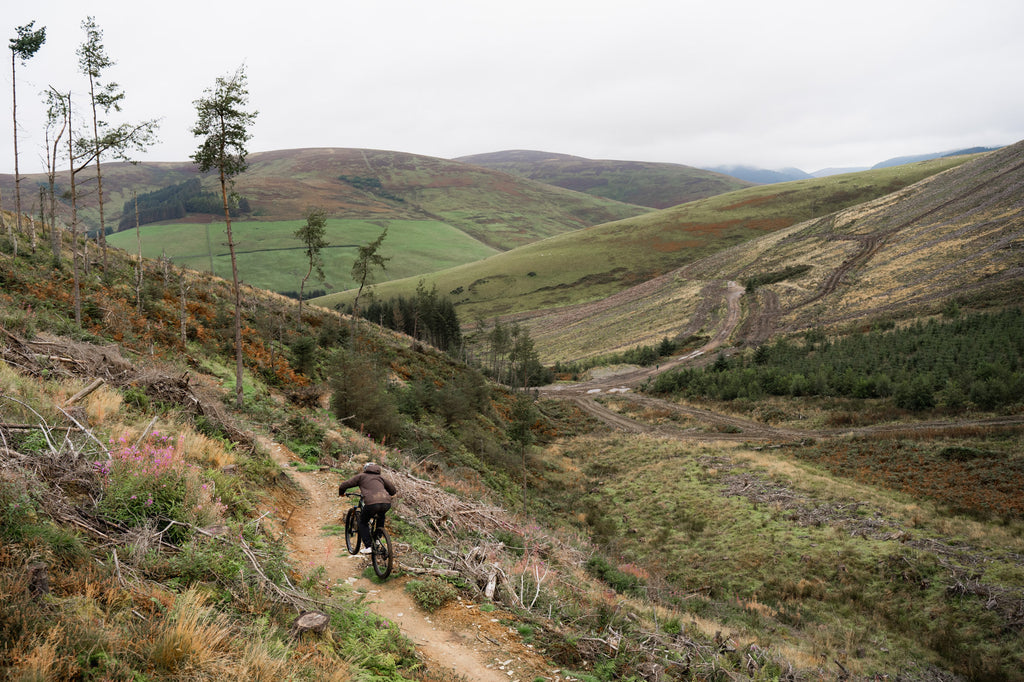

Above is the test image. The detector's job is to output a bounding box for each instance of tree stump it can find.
[290,610,330,640]
[28,562,50,596]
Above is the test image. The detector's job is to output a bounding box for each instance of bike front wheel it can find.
[370,528,393,579]
[344,508,361,554]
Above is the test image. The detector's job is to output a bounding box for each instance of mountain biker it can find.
[338,462,397,554]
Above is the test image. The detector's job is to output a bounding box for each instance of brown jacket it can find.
[338,464,396,506]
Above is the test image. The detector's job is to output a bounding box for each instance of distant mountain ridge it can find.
[704,146,1002,184]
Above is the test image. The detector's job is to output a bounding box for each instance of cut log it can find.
[64,378,105,407]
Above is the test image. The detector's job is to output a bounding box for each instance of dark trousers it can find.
[360,502,390,546]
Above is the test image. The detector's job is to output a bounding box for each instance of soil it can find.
[263,438,562,682]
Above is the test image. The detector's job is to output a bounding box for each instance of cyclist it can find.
[338,462,397,554]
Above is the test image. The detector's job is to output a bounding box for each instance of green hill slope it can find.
[317,154,976,323]
[2,148,650,253]
[108,217,500,295]
[455,149,754,208]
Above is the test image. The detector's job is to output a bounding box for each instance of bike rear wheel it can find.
[370,527,393,579]
[344,508,361,554]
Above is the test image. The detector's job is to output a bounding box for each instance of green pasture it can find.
[316,156,973,318]
[108,218,498,295]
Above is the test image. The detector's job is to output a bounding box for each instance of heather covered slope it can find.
[455,149,754,208]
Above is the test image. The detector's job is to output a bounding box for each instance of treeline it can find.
[116,178,252,231]
[348,286,552,387]
[350,285,463,354]
[472,318,552,388]
[647,308,1024,411]
[553,336,688,377]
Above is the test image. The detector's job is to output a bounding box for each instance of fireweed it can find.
[95,431,225,542]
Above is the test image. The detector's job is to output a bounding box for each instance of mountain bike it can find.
[344,493,393,579]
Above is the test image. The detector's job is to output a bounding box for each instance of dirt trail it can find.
[262,438,557,682]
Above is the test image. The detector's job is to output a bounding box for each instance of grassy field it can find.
[317,156,975,320]
[108,217,499,294]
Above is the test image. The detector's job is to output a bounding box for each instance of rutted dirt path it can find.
[262,437,558,682]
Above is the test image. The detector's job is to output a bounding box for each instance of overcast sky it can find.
[4,0,1023,176]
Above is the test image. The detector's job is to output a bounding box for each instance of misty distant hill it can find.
[707,146,1003,185]
[701,165,813,184]
[871,146,1001,169]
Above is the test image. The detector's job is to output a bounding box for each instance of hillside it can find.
[3,139,1024,680]
[508,142,1023,363]
[455,149,754,208]
[1,147,650,253]
[318,154,978,324]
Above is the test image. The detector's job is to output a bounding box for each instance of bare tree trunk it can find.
[68,102,82,327]
[220,167,244,408]
[179,272,188,346]
[0,188,8,250]
[89,83,108,269]
[134,193,142,314]
[11,52,23,252]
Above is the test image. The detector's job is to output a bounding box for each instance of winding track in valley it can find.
[536,277,1024,441]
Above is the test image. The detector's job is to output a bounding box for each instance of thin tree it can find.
[9,21,46,251]
[294,207,328,320]
[51,84,157,326]
[507,394,538,512]
[191,65,258,408]
[43,87,69,263]
[350,228,389,321]
[76,16,122,268]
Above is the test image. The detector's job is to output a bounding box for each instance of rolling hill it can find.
[2,147,650,253]
[501,142,1024,362]
[456,149,754,208]
[317,154,979,329]
[6,147,658,296]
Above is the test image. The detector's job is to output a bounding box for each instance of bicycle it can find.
[344,492,393,579]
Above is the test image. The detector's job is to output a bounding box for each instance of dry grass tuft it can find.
[83,385,123,426]
[238,640,294,681]
[179,429,237,468]
[147,589,233,674]
[11,626,64,682]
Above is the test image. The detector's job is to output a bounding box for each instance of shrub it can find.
[405,577,459,612]
[95,432,224,543]
[328,349,404,443]
[585,555,646,597]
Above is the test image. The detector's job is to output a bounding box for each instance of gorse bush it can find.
[95,432,225,543]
